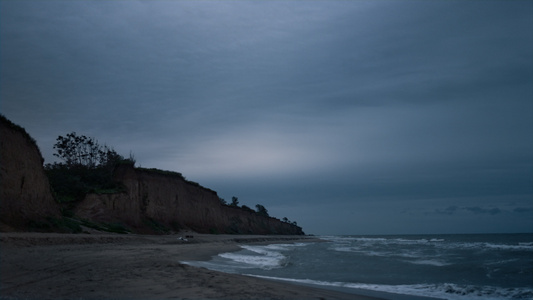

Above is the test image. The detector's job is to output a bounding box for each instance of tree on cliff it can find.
[230,196,239,207]
[255,204,269,217]
[53,132,125,169]
[282,217,298,226]
[45,132,133,203]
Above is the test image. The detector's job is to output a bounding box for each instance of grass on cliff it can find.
[1,114,43,160]
[143,218,170,234]
[136,167,217,194]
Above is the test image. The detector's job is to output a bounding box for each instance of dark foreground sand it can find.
[0,232,384,300]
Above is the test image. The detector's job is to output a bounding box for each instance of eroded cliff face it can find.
[0,115,302,235]
[75,165,303,235]
[0,116,60,229]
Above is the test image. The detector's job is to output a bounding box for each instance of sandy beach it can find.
[0,232,382,300]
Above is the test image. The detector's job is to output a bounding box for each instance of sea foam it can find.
[183,234,533,300]
[218,245,287,270]
[245,274,533,300]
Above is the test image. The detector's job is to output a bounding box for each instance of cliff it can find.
[0,115,303,235]
[75,164,304,235]
[0,115,61,230]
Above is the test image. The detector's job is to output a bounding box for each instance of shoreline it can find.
[0,232,379,300]
[178,235,441,300]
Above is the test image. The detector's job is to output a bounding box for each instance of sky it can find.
[1,0,532,235]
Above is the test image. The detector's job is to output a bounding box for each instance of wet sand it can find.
[0,232,382,300]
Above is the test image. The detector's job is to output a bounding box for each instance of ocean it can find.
[184,234,533,300]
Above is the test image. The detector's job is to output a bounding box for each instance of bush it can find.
[45,132,131,203]
[45,162,125,203]
[255,204,269,217]
[241,205,254,213]
[230,196,239,207]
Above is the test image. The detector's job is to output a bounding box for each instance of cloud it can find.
[513,207,533,214]
[464,207,502,215]
[434,205,527,216]
[435,206,459,215]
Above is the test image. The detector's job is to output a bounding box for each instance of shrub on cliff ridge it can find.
[230,196,239,207]
[255,204,269,217]
[52,132,131,169]
[241,205,254,213]
[241,204,272,219]
[45,132,133,203]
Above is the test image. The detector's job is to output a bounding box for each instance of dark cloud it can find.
[513,207,533,214]
[1,0,531,234]
[434,204,532,217]
[436,206,459,215]
[464,207,502,216]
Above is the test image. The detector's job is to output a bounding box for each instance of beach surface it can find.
[0,232,381,300]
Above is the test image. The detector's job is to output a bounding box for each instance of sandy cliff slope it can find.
[0,115,60,230]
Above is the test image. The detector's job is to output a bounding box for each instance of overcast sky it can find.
[1,0,532,235]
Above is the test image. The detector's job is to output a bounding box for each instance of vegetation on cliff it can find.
[220,197,270,218]
[45,132,135,203]
[0,119,302,234]
[0,114,42,159]
[44,131,270,218]
[135,167,218,195]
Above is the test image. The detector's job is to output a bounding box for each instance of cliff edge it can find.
[0,115,61,230]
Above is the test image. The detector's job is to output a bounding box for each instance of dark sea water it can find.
[184,234,533,300]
